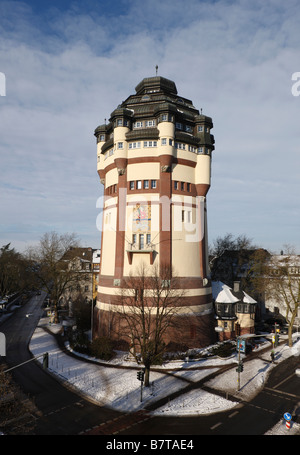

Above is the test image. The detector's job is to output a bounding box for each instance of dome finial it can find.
[155,65,158,76]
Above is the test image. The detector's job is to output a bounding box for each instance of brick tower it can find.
[94,76,216,348]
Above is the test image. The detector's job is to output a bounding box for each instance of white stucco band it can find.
[96,300,213,316]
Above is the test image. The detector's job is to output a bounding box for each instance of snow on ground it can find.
[29,317,300,434]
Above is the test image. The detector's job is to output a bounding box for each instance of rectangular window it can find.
[117,142,123,149]
[174,181,178,190]
[198,126,203,132]
[132,234,137,245]
[175,142,185,150]
[146,234,151,245]
[129,142,141,149]
[137,180,142,189]
[134,121,143,128]
[169,139,173,146]
[182,210,191,223]
[139,234,144,250]
[130,181,135,190]
[143,141,157,148]
[144,180,149,189]
[187,182,190,192]
[117,119,122,126]
[151,180,156,189]
[145,120,155,127]
[161,138,167,145]
[181,182,184,191]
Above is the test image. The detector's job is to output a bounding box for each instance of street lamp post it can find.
[236,337,244,391]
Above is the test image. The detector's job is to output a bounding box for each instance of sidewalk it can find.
[29,316,300,434]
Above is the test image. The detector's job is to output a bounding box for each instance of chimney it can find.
[233,281,240,293]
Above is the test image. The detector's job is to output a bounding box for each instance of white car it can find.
[296,368,300,376]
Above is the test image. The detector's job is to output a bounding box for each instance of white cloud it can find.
[0,0,299,253]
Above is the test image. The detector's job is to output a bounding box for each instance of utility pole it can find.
[237,337,242,391]
[236,337,245,391]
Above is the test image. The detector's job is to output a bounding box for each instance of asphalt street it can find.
[1,294,299,436]
[0,293,121,435]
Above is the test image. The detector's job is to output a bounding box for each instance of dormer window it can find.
[145,120,156,127]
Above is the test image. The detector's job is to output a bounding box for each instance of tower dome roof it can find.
[135,76,178,96]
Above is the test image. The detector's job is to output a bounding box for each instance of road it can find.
[0,293,121,435]
[116,354,300,436]
[1,293,299,436]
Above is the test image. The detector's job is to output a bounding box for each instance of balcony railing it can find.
[126,242,156,265]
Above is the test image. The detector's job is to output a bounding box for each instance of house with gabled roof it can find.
[213,280,257,341]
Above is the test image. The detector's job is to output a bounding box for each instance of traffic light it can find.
[137,370,145,382]
[236,362,244,373]
[43,352,49,369]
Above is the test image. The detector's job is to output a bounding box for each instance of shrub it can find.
[90,337,114,361]
[69,330,90,355]
[210,342,235,358]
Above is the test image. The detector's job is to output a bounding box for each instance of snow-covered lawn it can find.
[29,317,300,435]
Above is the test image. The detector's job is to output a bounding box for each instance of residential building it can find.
[264,254,300,326]
[92,249,100,301]
[213,281,257,341]
[60,247,93,308]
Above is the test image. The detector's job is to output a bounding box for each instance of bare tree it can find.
[209,233,257,288]
[0,243,30,299]
[117,263,186,386]
[252,247,300,347]
[26,231,85,323]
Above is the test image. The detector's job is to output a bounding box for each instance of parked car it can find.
[280,325,289,334]
[296,368,300,377]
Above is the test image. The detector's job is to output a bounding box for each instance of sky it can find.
[0,0,299,254]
